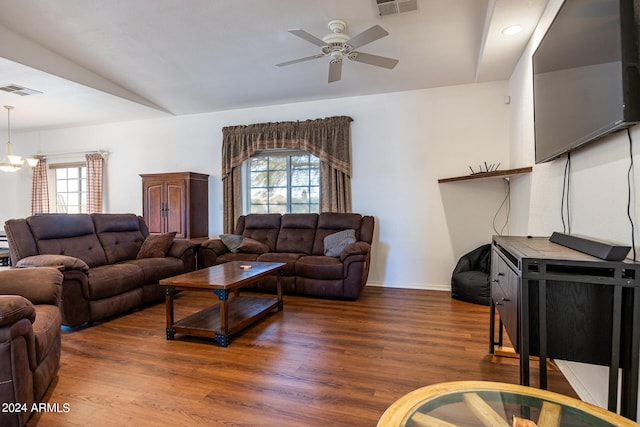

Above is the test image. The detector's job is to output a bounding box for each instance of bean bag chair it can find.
[451,244,491,305]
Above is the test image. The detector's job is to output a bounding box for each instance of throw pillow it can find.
[237,237,270,254]
[219,234,244,253]
[324,229,356,257]
[136,232,177,259]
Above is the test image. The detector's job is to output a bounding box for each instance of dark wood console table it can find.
[489,236,640,420]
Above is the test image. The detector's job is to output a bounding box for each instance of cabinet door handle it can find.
[501,297,510,302]
[497,272,505,276]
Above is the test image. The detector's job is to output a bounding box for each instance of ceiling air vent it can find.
[0,84,42,96]
[376,0,419,16]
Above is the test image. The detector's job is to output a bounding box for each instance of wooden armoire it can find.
[140,172,209,239]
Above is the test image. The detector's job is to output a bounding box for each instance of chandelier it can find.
[0,105,39,172]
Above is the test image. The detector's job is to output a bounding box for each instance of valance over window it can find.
[222,116,353,232]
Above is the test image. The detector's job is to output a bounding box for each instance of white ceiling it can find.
[0,0,548,131]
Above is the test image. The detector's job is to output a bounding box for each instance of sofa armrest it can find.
[200,239,229,267]
[340,241,371,262]
[0,296,35,327]
[0,268,64,306]
[201,239,229,255]
[15,254,90,273]
[167,239,194,258]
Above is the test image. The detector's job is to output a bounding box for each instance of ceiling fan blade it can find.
[349,52,399,69]
[276,53,325,67]
[288,29,327,47]
[346,25,389,49]
[328,60,342,83]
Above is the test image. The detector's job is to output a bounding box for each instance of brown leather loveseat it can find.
[4,213,195,328]
[0,267,63,427]
[200,213,374,299]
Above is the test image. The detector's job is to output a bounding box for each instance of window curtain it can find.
[221,116,353,233]
[85,153,104,213]
[31,158,49,215]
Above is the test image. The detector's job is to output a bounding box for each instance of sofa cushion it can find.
[137,232,176,259]
[324,229,356,257]
[257,252,304,276]
[32,304,61,365]
[237,237,270,254]
[295,255,344,280]
[27,214,109,268]
[94,213,147,263]
[219,234,244,253]
[27,213,94,239]
[312,213,363,255]
[101,230,145,262]
[86,264,144,300]
[35,234,108,268]
[241,214,281,251]
[275,214,318,254]
[124,257,184,285]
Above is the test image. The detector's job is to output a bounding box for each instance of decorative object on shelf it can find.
[468,162,500,175]
[0,105,39,172]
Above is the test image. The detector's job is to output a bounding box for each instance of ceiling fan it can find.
[276,19,399,83]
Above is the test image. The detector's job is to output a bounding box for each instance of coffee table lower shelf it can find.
[167,296,280,346]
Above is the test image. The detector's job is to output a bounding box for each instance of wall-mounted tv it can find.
[533,0,640,164]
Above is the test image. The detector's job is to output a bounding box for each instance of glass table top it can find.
[377,381,639,427]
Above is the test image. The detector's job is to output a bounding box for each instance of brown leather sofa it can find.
[0,267,63,427]
[4,213,195,328]
[201,213,374,299]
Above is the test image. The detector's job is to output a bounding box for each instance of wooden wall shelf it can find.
[438,167,532,183]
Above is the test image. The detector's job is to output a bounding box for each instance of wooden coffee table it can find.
[159,261,285,347]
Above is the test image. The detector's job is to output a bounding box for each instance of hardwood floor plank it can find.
[27,287,577,426]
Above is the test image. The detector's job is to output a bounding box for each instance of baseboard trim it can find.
[366,281,450,292]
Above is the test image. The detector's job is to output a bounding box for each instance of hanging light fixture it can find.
[0,105,38,172]
[0,106,22,172]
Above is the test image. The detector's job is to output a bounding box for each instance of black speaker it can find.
[549,232,631,261]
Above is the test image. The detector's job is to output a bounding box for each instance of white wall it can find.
[509,0,640,412]
[0,81,510,289]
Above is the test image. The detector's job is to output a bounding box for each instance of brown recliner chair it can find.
[0,267,63,427]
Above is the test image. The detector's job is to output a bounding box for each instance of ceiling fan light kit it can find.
[276,19,399,83]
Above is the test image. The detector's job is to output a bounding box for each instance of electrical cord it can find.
[561,152,572,234]
[627,128,636,261]
[492,178,511,235]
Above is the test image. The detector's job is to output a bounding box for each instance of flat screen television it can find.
[533,0,640,164]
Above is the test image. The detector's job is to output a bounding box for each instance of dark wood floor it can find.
[29,287,576,426]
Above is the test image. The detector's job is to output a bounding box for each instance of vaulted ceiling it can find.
[0,0,547,131]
